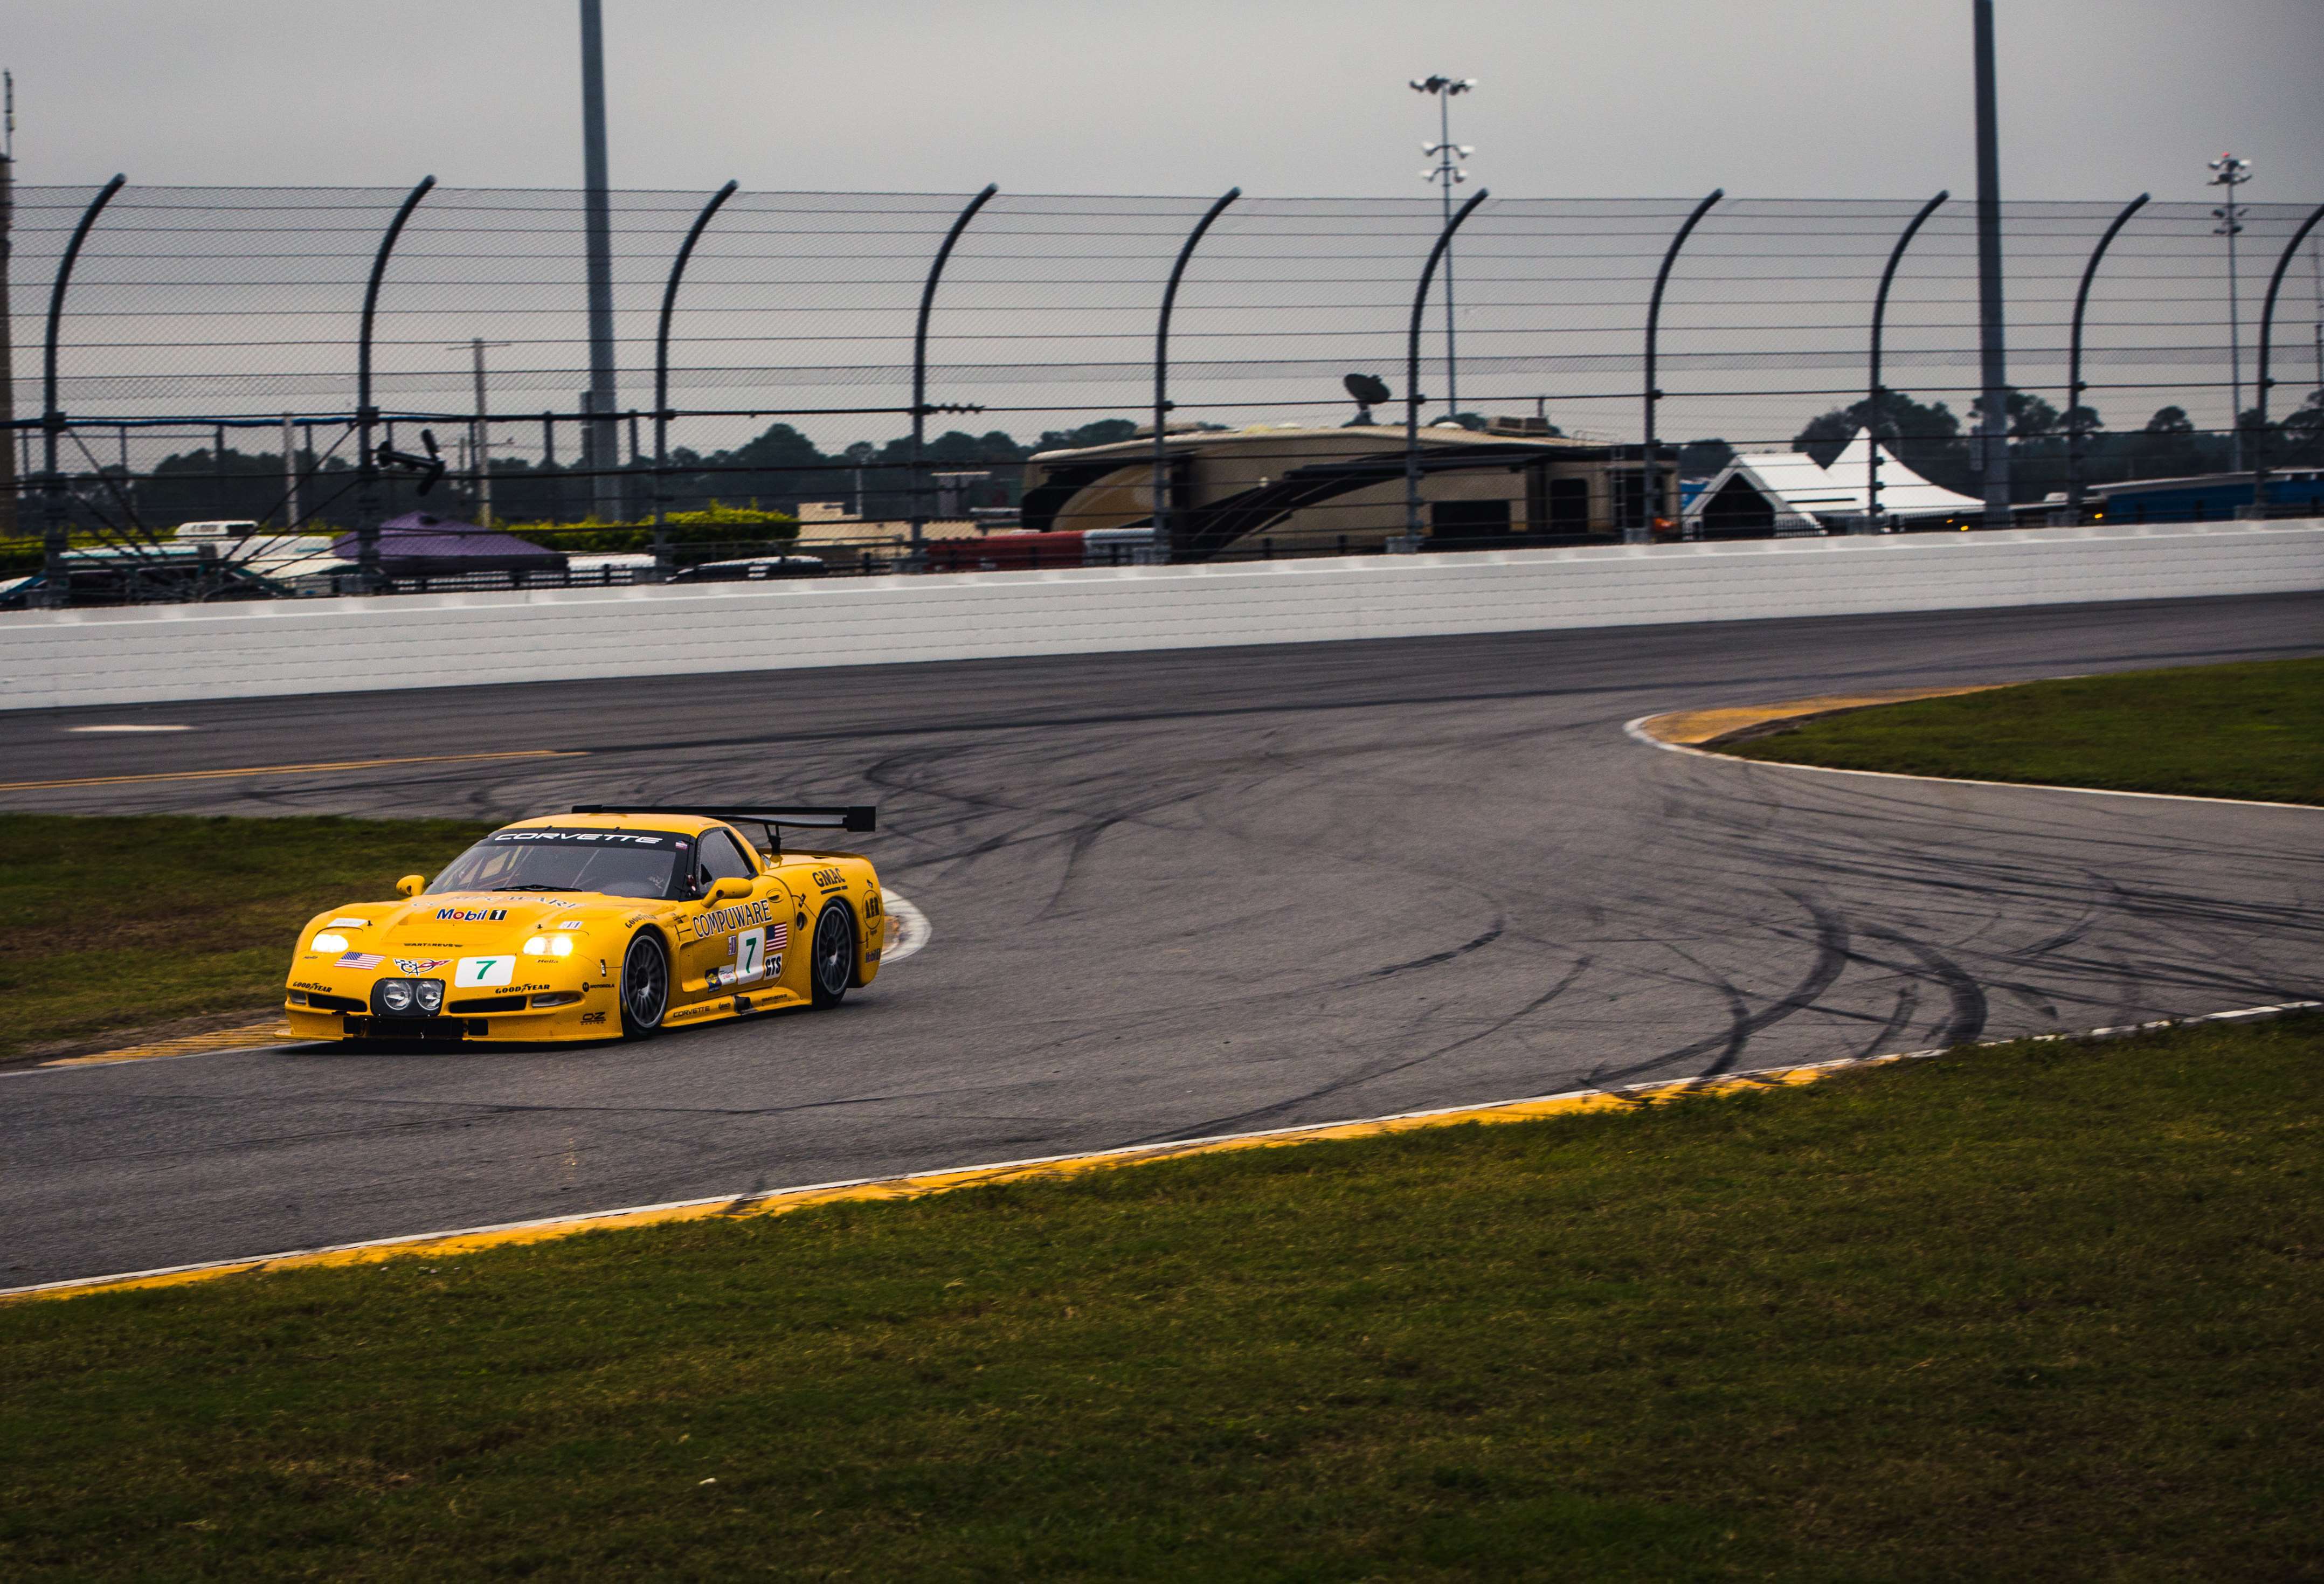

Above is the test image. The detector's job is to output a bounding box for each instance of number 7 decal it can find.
[737,927,767,984]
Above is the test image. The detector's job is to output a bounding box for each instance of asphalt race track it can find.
[5,593,2320,1289]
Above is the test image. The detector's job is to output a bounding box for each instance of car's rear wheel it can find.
[620,932,669,1037]
[810,903,854,1008]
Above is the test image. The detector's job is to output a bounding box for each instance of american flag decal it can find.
[767,921,790,951]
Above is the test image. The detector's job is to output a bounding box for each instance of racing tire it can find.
[809,902,854,1008]
[619,932,669,1038]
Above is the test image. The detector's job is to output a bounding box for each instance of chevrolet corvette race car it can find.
[283,805,884,1044]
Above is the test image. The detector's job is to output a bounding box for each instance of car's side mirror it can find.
[707,876,753,903]
[396,874,425,897]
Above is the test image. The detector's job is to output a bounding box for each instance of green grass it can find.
[1723,657,2324,805]
[5,1014,2319,1580]
[0,813,491,1059]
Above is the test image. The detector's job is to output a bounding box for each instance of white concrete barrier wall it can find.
[3,519,2319,711]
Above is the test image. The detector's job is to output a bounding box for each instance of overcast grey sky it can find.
[2,0,2317,201]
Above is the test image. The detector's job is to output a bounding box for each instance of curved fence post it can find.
[910,184,997,563]
[1640,187,1722,544]
[355,176,436,589]
[2066,192,2149,522]
[2252,199,2324,515]
[38,174,124,606]
[1405,188,1490,544]
[652,179,738,579]
[1863,190,1948,533]
[1152,187,1239,559]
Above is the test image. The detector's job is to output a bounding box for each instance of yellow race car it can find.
[283,804,884,1044]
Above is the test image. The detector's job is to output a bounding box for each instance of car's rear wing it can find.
[570,804,875,850]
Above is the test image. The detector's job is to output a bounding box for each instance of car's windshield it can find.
[427,827,689,901]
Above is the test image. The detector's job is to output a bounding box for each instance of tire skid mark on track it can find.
[1864,926,1990,1048]
[1137,954,1597,1147]
[1579,894,1855,1089]
[1357,920,1507,983]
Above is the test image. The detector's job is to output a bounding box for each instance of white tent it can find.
[1683,431,1983,536]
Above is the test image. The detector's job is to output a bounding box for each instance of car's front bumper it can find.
[284,994,618,1043]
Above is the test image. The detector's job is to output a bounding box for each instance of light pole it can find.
[578,0,620,521]
[2210,152,2252,472]
[1409,74,1474,424]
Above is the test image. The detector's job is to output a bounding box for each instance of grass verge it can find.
[4,1013,2319,1580]
[1721,656,2324,805]
[0,813,492,1060]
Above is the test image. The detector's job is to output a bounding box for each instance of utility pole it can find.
[0,71,17,541]
[1971,0,2011,530]
[2210,152,2253,472]
[453,337,511,524]
[1410,75,1474,424]
[281,413,299,528]
[2309,233,2322,397]
[2311,233,2322,396]
[578,0,620,521]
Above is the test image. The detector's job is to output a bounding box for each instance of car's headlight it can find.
[523,936,576,957]
[379,979,414,1013]
[312,932,350,954]
[413,979,444,1013]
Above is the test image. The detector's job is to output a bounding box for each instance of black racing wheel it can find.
[810,902,855,1008]
[619,932,669,1037]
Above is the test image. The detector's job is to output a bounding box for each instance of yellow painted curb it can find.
[1638,686,2001,747]
[17,998,2312,1306]
[33,1020,298,1069]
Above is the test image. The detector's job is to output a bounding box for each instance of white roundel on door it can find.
[455,956,517,988]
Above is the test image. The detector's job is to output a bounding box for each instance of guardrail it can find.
[2,519,2318,713]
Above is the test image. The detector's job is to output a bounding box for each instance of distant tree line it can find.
[19,390,2322,539]
[1787,386,2324,501]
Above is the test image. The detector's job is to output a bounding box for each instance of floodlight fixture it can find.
[2206,152,2254,469]
[1409,72,1478,416]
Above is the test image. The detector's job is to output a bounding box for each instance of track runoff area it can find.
[1,592,2319,1294]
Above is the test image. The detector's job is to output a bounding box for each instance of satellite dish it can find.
[1344,372,1391,407]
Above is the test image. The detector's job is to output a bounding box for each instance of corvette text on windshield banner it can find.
[485,828,686,847]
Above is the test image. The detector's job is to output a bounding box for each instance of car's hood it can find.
[301,893,660,956]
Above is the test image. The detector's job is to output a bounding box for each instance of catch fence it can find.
[3,183,2321,603]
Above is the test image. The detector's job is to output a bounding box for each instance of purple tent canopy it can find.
[331,513,566,576]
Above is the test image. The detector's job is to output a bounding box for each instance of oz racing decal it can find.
[454,956,517,989]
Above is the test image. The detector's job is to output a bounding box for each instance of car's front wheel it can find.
[810,903,854,1008]
[619,932,669,1037]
